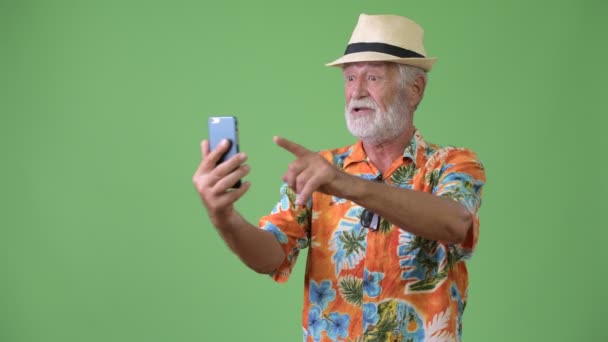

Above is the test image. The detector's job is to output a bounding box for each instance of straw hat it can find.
[326,14,437,72]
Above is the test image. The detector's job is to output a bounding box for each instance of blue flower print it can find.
[333,149,351,170]
[450,283,464,339]
[362,303,379,331]
[326,312,350,341]
[450,283,463,312]
[331,196,348,205]
[434,170,483,211]
[310,280,336,309]
[308,305,327,341]
[363,268,384,298]
[262,222,288,244]
[450,283,459,299]
[269,184,291,214]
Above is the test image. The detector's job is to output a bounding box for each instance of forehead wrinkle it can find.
[342,62,400,79]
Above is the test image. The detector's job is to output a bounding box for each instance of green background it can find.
[2,0,607,341]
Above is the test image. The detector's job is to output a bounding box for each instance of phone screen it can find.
[208,116,241,188]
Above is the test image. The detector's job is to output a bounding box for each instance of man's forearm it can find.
[213,211,285,274]
[338,174,472,244]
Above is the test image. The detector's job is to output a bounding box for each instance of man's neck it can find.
[361,125,415,176]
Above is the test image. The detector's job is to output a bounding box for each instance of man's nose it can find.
[352,78,369,98]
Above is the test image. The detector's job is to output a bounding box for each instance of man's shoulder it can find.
[415,132,481,164]
[420,143,485,183]
[425,145,482,165]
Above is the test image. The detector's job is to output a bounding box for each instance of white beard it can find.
[345,95,411,145]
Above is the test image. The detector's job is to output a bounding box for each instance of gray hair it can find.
[396,64,427,109]
[396,64,427,88]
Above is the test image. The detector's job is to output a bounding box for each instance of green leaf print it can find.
[295,207,310,226]
[338,276,363,306]
[364,301,399,341]
[391,164,417,186]
[378,218,392,234]
[404,144,416,158]
[339,229,366,256]
[445,245,464,271]
[425,169,440,189]
[284,186,297,208]
[441,191,466,202]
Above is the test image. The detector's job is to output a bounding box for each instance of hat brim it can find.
[326,52,437,72]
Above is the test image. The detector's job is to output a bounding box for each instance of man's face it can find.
[342,62,411,145]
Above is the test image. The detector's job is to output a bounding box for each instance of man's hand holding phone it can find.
[192,138,251,228]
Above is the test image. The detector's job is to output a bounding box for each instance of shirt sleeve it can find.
[258,183,311,283]
[431,147,486,258]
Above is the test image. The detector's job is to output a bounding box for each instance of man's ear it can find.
[409,74,427,110]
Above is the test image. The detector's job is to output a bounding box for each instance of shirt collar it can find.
[343,128,427,169]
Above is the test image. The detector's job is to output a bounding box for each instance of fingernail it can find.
[221,139,229,147]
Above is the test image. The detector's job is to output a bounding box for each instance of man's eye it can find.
[368,75,378,81]
[346,75,355,81]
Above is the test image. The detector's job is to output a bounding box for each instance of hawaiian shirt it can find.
[259,129,486,342]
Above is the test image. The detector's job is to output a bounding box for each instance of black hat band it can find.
[344,42,425,58]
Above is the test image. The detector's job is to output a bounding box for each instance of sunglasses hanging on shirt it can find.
[360,173,383,231]
[360,208,381,231]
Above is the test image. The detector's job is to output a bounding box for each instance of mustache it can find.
[347,98,379,112]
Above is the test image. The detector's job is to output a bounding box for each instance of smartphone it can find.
[208,116,241,188]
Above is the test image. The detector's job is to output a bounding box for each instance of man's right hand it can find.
[192,139,284,274]
[192,139,251,228]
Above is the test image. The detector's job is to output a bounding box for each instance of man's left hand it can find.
[274,136,345,205]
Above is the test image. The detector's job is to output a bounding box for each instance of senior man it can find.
[193,14,485,342]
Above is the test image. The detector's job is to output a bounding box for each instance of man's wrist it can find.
[332,172,361,202]
[210,209,241,233]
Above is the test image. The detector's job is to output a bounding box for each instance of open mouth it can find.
[353,107,373,114]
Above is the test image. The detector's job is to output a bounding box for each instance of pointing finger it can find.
[274,136,311,157]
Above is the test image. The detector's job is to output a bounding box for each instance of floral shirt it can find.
[259,129,486,342]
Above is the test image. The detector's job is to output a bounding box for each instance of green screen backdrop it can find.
[2,0,607,341]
